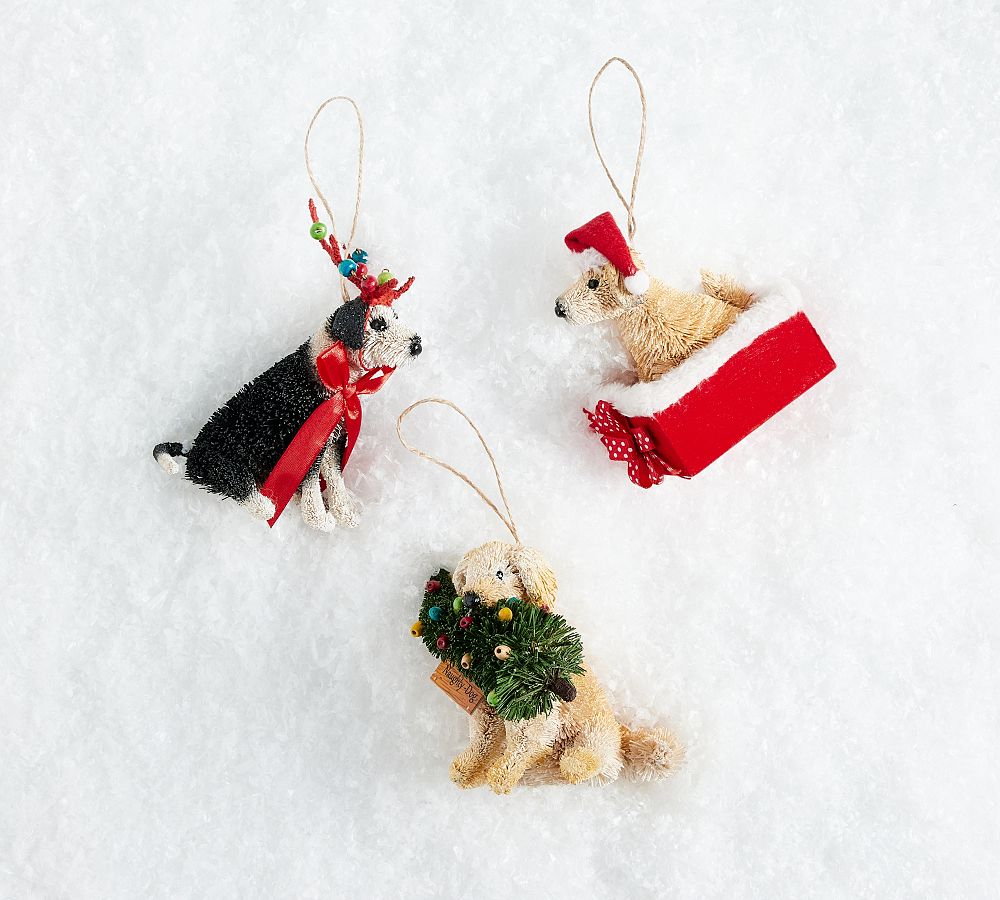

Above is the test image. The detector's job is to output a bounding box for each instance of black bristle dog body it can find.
[154,292,422,531]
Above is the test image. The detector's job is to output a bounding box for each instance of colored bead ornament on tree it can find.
[310,222,327,240]
[410,568,585,721]
[377,269,393,285]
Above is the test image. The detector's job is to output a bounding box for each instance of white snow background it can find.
[3,2,998,897]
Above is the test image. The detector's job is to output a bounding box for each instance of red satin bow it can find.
[585,400,683,489]
[260,343,393,527]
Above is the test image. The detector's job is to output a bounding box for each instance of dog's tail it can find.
[153,442,186,476]
[700,269,755,312]
[620,724,684,782]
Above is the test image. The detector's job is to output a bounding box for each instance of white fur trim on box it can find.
[589,280,804,417]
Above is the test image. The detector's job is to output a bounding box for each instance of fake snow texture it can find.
[2,2,999,898]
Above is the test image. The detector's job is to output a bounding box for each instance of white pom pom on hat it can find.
[564,211,649,295]
[623,270,650,295]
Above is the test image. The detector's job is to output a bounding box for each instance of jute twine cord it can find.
[396,398,522,545]
[304,96,365,301]
[588,57,647,241]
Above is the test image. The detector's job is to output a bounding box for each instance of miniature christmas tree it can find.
[411,569,585,721]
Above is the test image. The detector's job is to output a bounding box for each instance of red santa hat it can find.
[564,211,650,296]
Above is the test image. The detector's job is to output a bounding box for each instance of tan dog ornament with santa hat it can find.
[555,210,754,383]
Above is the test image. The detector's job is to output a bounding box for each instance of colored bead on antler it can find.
[308,198,414,306]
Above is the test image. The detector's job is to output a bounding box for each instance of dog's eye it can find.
[587,278,600,290]
[370,317,387,332]
[496,570,504,580]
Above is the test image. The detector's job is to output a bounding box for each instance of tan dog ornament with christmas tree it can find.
[398,399,683,793]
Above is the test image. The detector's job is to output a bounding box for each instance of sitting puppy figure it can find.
[422,540,683,794]
[555,212,754,383]
[155,214,421,531]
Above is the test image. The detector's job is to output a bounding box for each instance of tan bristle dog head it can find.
[451,541,558,611]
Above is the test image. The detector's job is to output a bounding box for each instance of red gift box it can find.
[585,283,836,487]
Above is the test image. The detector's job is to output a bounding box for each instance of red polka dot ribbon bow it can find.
[585,400,682,488]
[261,342,393,526]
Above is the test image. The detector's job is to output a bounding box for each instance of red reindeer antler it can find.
[367,274,415,307]
[309,199,344,267]
[308,199,415,304]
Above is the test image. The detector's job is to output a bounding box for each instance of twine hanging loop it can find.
[588,57,647,241]
[304,96,366,301]
[396,398,522,545]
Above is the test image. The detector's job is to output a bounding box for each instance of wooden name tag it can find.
[431,660,484,714]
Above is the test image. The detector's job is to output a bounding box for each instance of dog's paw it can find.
[484,760,521,795]
[485,769,517,795]
[558,747,603,784]
[302,510,338,533]
[328,491,362,529]
[242,491,275,522]
[450,756,487,789]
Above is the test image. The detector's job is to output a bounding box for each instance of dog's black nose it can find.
[409,336,422,356]
[555,299,567,318]
[462,592,481,609]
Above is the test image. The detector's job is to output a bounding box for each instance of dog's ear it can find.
[325,297,367,350]
[452,554,470,595]
[510,546,558,609]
